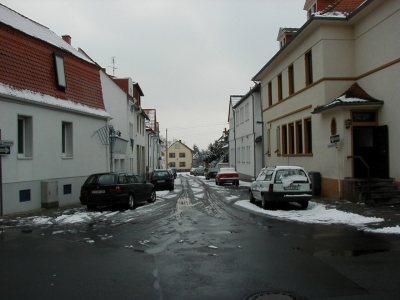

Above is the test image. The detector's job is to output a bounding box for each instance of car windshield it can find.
[84,174,115,185]
[274,169,308,184]
[153,171,169,178]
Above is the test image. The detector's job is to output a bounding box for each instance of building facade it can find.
[252,0,399,199]
[0,5,110,214]
[229,85,263,181]
[166,141,193,172]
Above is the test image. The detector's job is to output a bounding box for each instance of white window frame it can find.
[62,122,73,158]
[17,115,33,158]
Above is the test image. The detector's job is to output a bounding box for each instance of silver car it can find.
[249,166,312,209]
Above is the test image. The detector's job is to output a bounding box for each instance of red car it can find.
[215,168,239,186]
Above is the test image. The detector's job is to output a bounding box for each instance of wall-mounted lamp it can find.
[345,119,353,129]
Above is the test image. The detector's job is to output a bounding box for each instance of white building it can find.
[229,85,263,180]
[0,4,110,214]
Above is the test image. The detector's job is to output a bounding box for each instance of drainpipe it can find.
[147,132,153,180]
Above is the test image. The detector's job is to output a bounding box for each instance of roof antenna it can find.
[109,56,118,76]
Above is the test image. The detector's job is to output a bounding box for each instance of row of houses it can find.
[228,0,399,202]
[0,4,163,215]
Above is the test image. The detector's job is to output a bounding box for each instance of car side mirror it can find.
[251,177,256,181]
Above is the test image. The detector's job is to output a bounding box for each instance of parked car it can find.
[249,166,312,210]
[80,172,156,210]
[215,167,239,186]
[205,167,218,180]
[190,168,196,175]
[194,166,205,176]
[168,168,178,179]
[150,169,175,191]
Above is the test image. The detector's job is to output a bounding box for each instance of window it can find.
[169,153,175,158]
[296,121,303,154]
[19,189,31,202]
[268,82,272,107]
[237,148,240,163]
[179,162,186,167]
[240,107,244,124]
[331,118,337,135]
[17,116,33,157]
[277,74,282,101]
[63,184,72,195]
[62,122,73,157]
[266,129,271,155]
[246,146,250,163]
[305,118,312,153]
[281,125,287,154]
[179,152,185,158]
[288,65,294,95]
[305,50,313,85]
[245,103,249,121]
[276,126,281,154]
[175,144,180,149]
[53,52,67,89]
[289,123,295,154]
[169,162,176,167]
[242,146,245,163]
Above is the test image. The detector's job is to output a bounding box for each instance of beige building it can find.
[252,0,399,201]
[166,140,193,172]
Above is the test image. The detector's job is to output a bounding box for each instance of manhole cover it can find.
[244,290,308,300]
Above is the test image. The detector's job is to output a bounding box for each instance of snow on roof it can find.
[144,109,156,130]
[230,95,243,107]
[0,83,110,118]
[0,4,93,64]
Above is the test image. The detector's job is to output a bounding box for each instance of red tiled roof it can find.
[320,0,366,15]
[0,23,105,110]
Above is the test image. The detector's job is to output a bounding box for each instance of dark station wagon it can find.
[80,172,156,210]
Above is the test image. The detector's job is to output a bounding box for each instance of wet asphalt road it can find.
[1,175,399,300]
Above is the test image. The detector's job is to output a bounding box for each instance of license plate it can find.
[226,180,233,182]
[158,180,165,183]
[92,190,105,194]
[284,186,300,190]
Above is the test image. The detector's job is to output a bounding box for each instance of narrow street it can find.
[1,174,399,300]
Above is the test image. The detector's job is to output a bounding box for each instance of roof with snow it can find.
[0,4,93,63]
[316,0,368,17]
[144,109,157,131]
[230,95,243,107]
[312,83,384,114]
[0,4,107,115]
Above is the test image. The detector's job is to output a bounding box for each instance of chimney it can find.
[62,35,71,45]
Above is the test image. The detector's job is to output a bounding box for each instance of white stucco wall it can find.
[0,98,109,214]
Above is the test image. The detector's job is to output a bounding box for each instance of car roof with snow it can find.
[264,166,305,170]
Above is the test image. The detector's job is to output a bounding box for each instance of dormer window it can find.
[304,0,318,19]
[53,52,67,90]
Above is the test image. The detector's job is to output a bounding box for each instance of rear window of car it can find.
[84,174,115,185]
[153,171,169,178]
[274,169,308,183]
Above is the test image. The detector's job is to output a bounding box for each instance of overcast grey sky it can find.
[1,0,306,150]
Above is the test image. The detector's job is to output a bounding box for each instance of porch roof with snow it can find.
[312,83,384,114]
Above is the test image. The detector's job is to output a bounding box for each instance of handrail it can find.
[347,156,370,199]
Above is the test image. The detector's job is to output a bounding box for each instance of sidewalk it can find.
[311,196,400,229]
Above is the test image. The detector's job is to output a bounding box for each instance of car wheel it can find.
[262,194,269,210]
[299,201,309,209]
[87,205,96,210]
[249,191,255,203]
[127,194,135,209]
[169,185,174,191]
[147,190,156,203]
[215,180,218,185]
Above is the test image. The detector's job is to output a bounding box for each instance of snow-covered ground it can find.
[1,173,398,235]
